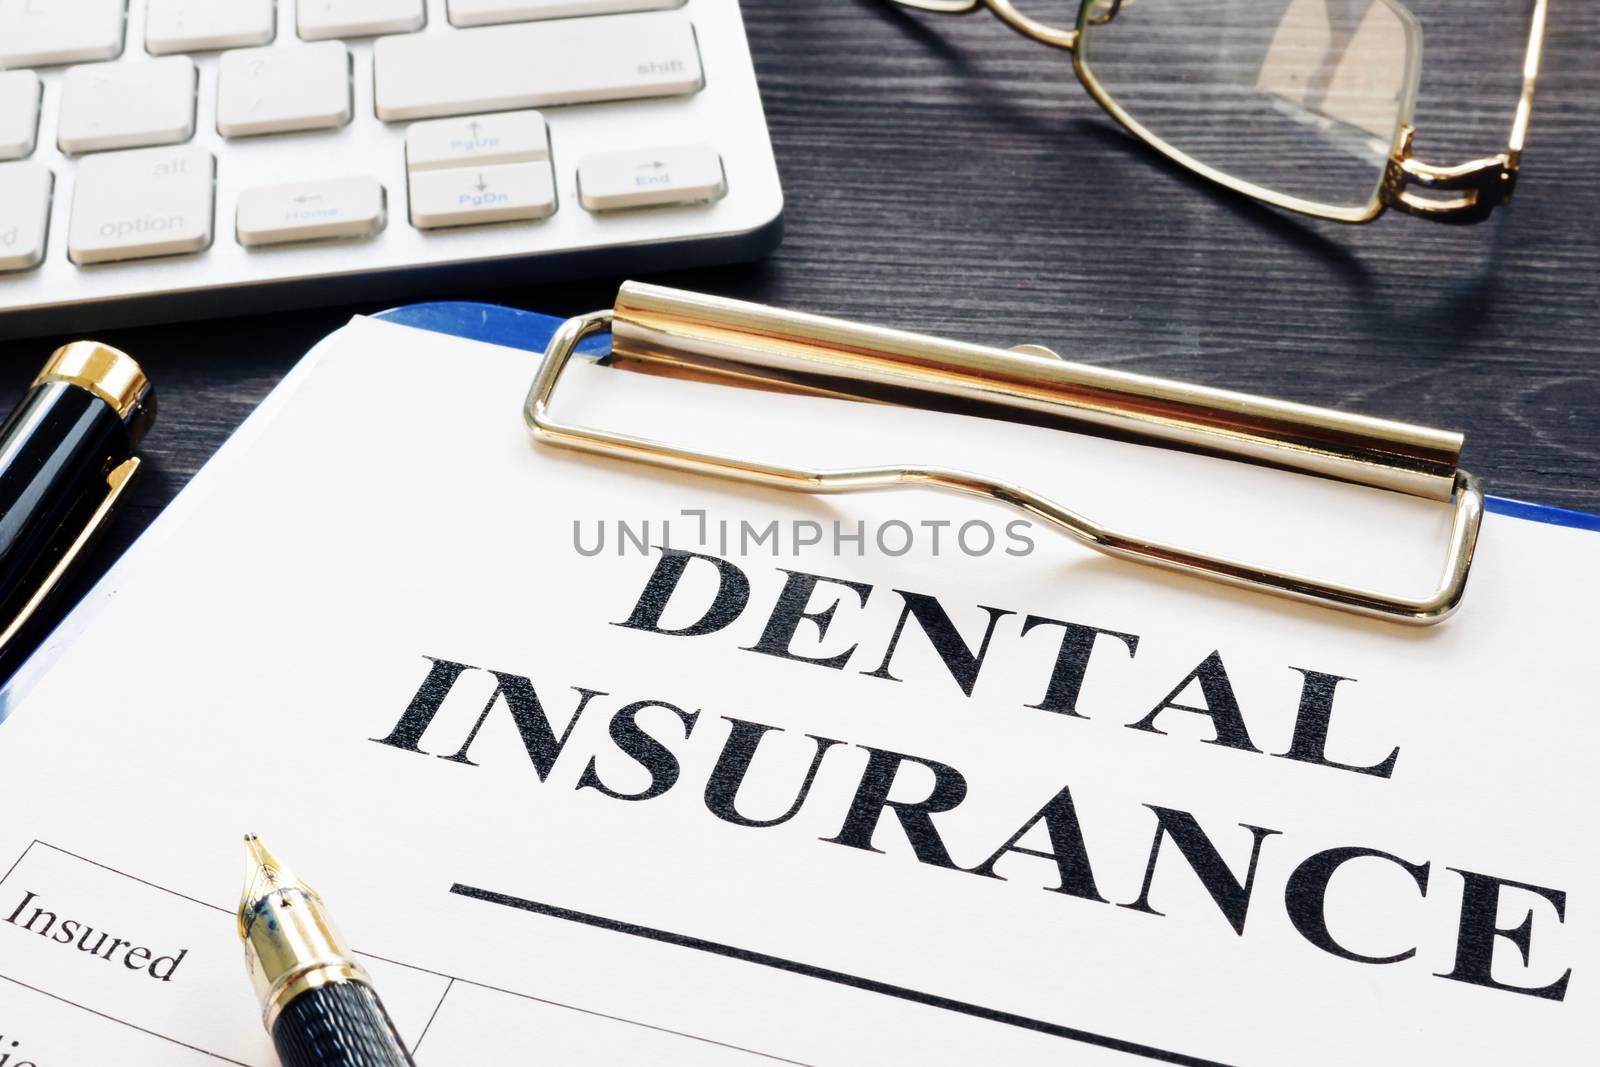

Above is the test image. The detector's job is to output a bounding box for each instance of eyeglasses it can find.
[882,0,1548,224]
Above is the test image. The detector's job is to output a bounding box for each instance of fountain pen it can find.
[238,836,416,1067]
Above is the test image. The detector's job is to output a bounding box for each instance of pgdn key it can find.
[409,162,556,228]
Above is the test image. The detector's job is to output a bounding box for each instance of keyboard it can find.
[0,0,783,336]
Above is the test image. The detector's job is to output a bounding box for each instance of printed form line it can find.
[413,977,453,1054]
[451,883,1238,1067]
[0,973,250,1066]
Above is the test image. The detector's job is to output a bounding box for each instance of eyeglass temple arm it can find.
[1382,0,1548,224]
[1505,0,1548,167]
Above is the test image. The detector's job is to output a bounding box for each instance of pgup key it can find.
[406,111,549,172]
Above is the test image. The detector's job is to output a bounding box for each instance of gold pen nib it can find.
[239,834,317,940]
[237,835,364,1031]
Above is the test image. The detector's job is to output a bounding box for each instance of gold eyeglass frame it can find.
[886,0,1549,224]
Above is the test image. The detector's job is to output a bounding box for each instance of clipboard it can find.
[1,296,1597,1066]
[376,289,1600,627]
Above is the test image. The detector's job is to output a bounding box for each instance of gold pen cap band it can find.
[33,342,153,435]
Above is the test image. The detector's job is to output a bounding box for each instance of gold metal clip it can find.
[525,284,1483,625]
[0,456,141,656]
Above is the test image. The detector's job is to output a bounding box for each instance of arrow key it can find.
[405,110,549,172]
[237,177,386,247]
[577,143,724,212]
[408,160,555,229]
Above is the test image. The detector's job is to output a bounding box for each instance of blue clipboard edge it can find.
[376,300,609,356]
[377,301,1600,534]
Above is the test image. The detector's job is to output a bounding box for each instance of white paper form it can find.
[0,316,1596,1067]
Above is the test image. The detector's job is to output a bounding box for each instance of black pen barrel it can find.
[271,981,416,1067]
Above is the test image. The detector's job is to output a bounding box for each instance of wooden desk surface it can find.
[0,0,1595,656]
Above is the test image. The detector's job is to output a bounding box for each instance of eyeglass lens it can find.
[1077,0,1423,212]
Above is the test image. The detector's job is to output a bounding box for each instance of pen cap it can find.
[33,342,156,448]
[0,341,153,662]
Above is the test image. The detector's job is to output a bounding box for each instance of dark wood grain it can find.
[0,0,1595,658]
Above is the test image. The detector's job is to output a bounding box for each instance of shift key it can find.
[69,145,214,266]
[373,10,702,121]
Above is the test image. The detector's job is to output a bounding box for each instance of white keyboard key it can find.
[68,144,214,265]
[448,0,681,28]
[578,143,725,211]
[217,42,352,137]
[405,111,548,172]
[408,161,555,228]
[298,0,425,40]
[0,0,126,68]
[146,0,276,54]
[0,161,52,273]
[237,176,386,245]
[57,57,197,154]
[0,72,42,162]
[373,10,702,121]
